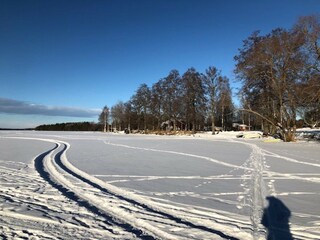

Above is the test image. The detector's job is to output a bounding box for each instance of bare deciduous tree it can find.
[235,15,320,141]
[181,68,207,134]
[111,101,125,131]
[216,76,234,131]
[99,106,109,132]
[132,84,151,132]
[204,66,219,134]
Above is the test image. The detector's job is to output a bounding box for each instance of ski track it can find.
[1,136,319,239]
[235,141,268,240]
[231,139,320,240]
[54,140,244,240]
[104,141,253,171]
[0,162,131,238]
[262,149,320,168]
[104,138,320,239]
[104,139,268,239]
[3,137,251,240]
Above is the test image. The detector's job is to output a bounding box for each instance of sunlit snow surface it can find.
[0,131,319,239]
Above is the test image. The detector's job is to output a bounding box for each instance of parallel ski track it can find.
[28,138,241,240]
[34,143,150,239]
[56,145,239,239]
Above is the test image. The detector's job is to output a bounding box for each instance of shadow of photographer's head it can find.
[261,196,293,240]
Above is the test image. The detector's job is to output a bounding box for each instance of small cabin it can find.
[233,123,249,131]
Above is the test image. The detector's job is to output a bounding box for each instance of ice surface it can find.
[0,130,319,239]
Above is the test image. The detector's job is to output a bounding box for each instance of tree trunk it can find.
[221,105,225,131]
[211,98,215,135]
[103,113,106,133]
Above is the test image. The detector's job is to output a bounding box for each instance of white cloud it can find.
[0,97,100,118]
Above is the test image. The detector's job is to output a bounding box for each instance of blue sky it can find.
[0,0,319,128]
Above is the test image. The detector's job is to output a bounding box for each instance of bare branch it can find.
[238,108,277,127]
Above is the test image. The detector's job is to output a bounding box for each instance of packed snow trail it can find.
[9,137,248,239]
[237,142,268,239]
[231,138,320,240]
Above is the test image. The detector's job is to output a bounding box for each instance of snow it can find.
[0,130,319,239]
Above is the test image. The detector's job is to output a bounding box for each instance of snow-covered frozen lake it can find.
[0,131,319,239]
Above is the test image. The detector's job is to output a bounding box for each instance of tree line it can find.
[99,67,234,134]
[99,15,320,141]
[35,122,101,131]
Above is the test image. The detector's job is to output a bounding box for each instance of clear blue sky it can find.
[0,0,319,128]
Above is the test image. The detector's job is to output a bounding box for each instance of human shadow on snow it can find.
[261,196,293,240]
